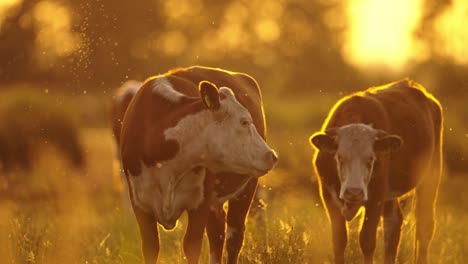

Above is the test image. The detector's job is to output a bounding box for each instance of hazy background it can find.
[0,0,467,263]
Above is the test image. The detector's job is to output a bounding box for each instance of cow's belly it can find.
[384,189,411,200]
[385,152,434,200]
[384,173,417,200]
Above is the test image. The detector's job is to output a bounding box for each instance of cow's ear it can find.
[309,133,337,153]
[199,81,220,110]
[375,134,402,153]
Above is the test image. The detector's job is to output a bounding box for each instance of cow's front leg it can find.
[133,206,159,264]
[359,201,383,264]
[226,178,258,264]
[184,202,210,264]
[322,187,347,264]
[206,204,226,264]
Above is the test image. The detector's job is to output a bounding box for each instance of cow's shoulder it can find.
[368,79,442,126]
[368,79,432,107]
[120,77,190,176]
[325,92,385,129]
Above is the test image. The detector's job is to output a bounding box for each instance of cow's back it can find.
[317,79,442,196]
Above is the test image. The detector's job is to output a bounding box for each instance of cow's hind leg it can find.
[225,178,258,264]
[206,205,226,264]
[383,199,403,264]
[415,175,440,264]
[415,142,442,264]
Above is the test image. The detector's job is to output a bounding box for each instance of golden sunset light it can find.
[0,0,467,263]
[33,1,81,67]
[0,0,22,30]
[344,0,424,72]
[434,0,468,64]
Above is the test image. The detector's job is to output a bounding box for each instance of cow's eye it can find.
[240,119,250,127]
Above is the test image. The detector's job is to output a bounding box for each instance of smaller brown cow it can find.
[310,79,442,264]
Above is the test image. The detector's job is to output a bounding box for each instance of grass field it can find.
[1,125,467,264]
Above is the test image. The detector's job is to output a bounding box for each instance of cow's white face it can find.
[204,87,277,177]
[310,124,402,219]
[165,81,278,178]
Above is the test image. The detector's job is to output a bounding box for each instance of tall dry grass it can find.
[0,127,467,263]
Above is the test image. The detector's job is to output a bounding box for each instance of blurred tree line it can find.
[1,0,465,95]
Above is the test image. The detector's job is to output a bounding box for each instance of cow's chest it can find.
[211,173,252,203]
[128,164,206,222]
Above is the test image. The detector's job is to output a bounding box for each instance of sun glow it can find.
[0,0,22,30]
[344,0,423,72]
[434,0,468,64]
[32,1,81,68]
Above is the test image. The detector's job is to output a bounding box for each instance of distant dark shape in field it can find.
[0,100,85,173]
[310,79,443,264]
[120,66,278,264]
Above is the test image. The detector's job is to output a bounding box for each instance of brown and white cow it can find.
[310,79,442,264]
[120,66,278,264]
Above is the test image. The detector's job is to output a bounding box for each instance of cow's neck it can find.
[164,108,222,173]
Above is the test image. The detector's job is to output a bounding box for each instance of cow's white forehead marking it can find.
[115,80,141,103]
[337,124,377,155]
[337,124,375,139]
[151,76,184,102]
